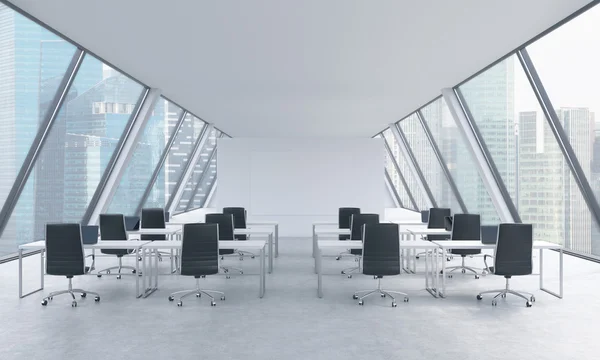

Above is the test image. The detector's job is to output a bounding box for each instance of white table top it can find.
[389,221,427,226]
[432,240,563,250]
[404,228,451,235]
[19,240,150,250]
[234,228,273,235]
[313,221,338,226]
[141,240,267,250]
[315,228,351,235]
[247,221,278,226]
[127,226,182,235]
[317,239,439,249]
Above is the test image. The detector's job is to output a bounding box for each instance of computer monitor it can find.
[81,225,99,244]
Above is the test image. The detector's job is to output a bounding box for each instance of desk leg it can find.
[275,224,279,258]
[439,248,446,298]
[268,233,273,274]
[19,249,45,298]
[317,248,323,298]
[135,247,141,298]
[312,225,316,258]
[260,246,265,298]
[539,248,563,299]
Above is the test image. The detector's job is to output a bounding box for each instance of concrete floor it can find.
[0,237,599,360]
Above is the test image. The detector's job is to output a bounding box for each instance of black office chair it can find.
[42,223,100,307]
[223,207,255,260]
[416,207,452,260]
[335,207,361,260]
[477,223,535,307]
[352,223,408,307]
[341,214,380,278]
[168,223,225,307]
[96,214,138,279]
[420,210,429,223]
[124,216,140,231]
[443,214,482,279]
[141,208,170,261]
[205,213,243,277]
[481,225,499,245]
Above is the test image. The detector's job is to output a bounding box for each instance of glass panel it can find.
[0,54,144,254]
[143,113,205,209]
[382,128,429,210]
[0,5,78,255]
[106,98,183,214]
[527,4,600,256]
[188,150,217,210]
[175,128,220,213]
[399,113,461,213]
[458,54,590,249]
[377,134,414,209]
[421,98,501,224]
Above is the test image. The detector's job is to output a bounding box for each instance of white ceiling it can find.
[8,0,592,137]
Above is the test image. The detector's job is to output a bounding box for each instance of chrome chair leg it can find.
[353,278,409,306]
[477,279,535,306]
[169,279,225,306]
[42,278,100,306]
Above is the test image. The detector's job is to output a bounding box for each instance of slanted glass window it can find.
[143,113,205,209]
[526,3,600,256]
[398,113,461,213]
[0,4,78,255]
[420,98,500,224]
[376,133,415,210]
[106,98,183,214]
[381,128,429,210]
[0,54,144,254]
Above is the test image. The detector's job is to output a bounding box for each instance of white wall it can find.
[217,138,385,236]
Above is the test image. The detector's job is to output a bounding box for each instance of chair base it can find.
[41,278,100,307]
[477,278,535,307]
[96,257,139,278]
[168,278,225,306]
[352,278,408,307]
[442,257,481,278]
[341,256,361,278]
[221,265,243,278]
[237,250,256,260]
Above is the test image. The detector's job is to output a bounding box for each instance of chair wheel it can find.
[415,256,420,260]
[492,300,497,306]
[341,270,345,274]
[530,296,535,302]
[132,269,136,274]
[220,296,226,301]
[526,301,533,307]
[196,293,201,298]
[41,299,48,306]
[461,269,466,274]
[138,257,142,262]
[80,293,86,298]
[71,301,77,307]
[373,276,377,279]
[501,294,506,298]
[381,293,386,298]
[403,297,409,302]
[447,275,453,279]
[447,257,451,261]
[201,275,206,278]
[392,302,397,307]
[168,296,174,301]
[177,301,182,307]
[239,257,244,261]
[226,275,231,279]
[251,256,255,259]
[49,296,53,300]
[211,301,216,306]
[240,271,243,275]
[347,275,352,279]
[476,294,483,300]
[106,270,111,274]
[94,296,100,302]
[352,294,358,300]
[116,275,122,280]
[97,275,102,278]
[335,256,340,260]
[223,269,229,273]
[358,300,364,306]
[474,275,479,279]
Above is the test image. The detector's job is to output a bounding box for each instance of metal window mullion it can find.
[199,174,217,209]
[185,146,217,212]
[134,110,188,215]
[442,88,518,223]
[0,49,85,238]
[390,124,436,209]
[81,87,151,224]
[518,48,600,229]
[416,110,468,213]
[166,124,213,214]
[384,169,404,208]
[382,136,418,210]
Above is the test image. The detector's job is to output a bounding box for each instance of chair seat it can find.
[100,249,130,256]
[182,265,219,277]
[451,248,481,256]
[350,249,362,255]
[219,249,235,255]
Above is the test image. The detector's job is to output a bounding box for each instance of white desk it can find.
[315,240,440,298]
[389,221,427,226]
[17,240,150,299]
[127,226,182,238]
[312,227,350,258]
[247,222,279,258]
[431,240,563,299]
[141,240,267,298]
[234,228,274,273]
[312,222,339,257]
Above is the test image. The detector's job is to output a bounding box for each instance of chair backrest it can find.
[362,223,400,276]
[420,210,429,223]
[180,223,219,276]
[205,213,235,240]
[164,211,171,222]
[481,225,499,244]
[99,214,128,241]
[124,216,140,231]
[494,223,533,276]
[141,208,166,241]
[81,225,99,244]
[223,207,247,240]
[350,214,380,240]
[338,207,360,240]
[45,223,85,276]
[427,208,451,229]
[451,214,481,241]
[444,216,453,231]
